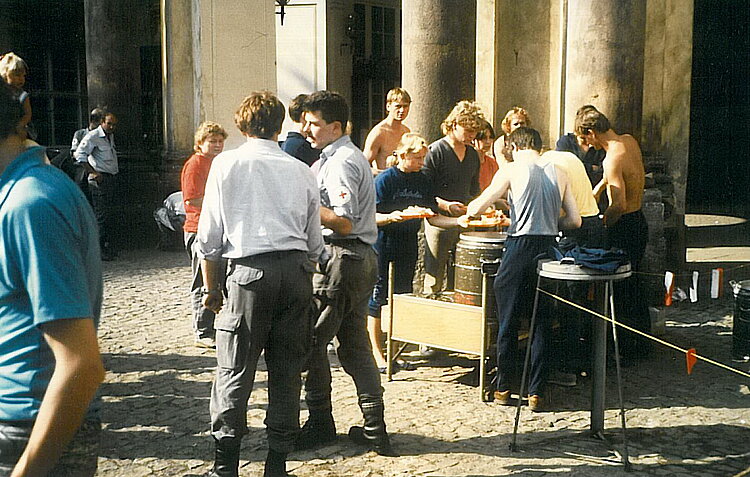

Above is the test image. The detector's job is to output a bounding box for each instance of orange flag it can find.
[686,348,697,374]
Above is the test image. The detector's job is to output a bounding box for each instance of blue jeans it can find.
[0,418,100,476]
[368,244,417,318]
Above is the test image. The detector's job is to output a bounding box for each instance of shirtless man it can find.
[575,105,650,360]
[364,87,411,173]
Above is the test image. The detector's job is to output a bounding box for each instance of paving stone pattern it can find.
[97,249,750,476]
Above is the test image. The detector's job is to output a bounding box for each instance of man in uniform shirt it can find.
[75,111,119,260]
[296,90,397,457]
[198,91,325,477]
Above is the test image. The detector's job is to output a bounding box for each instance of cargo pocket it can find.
[215,311,244,370]
[229,266,263,287]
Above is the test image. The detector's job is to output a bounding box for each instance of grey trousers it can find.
[0,418,100,476]
[423,221,460,295]
[184,232,224,339]
[210,251,314,453]
[303,240,383,412]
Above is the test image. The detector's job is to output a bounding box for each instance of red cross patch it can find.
[333,187,351,204]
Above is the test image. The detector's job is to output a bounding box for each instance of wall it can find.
[199,0,277,149]
[494,0,553,146]
[326,0,355,106]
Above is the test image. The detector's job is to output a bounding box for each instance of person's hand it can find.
[456,215,471,228]
[88,172,102,183]
[202,289,223,314]
[387,211,405,223]
[447,202,468,216]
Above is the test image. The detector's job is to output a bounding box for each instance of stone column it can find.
[161,0,199,170]
[402,0,477,142]
[475,0,498,125]
[83,0,143,153]
[563,0,647,136]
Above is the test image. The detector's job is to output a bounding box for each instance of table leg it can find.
[590,281,608,435]
[609,282,632,470]
[511,274,542,451]
[386,262,394,381]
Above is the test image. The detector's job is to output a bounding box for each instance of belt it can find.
[324,237,367,246]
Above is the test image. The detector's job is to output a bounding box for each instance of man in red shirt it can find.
[180,121,227,348]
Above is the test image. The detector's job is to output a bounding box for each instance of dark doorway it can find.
[0,0,88,148]
[687,0,750,217]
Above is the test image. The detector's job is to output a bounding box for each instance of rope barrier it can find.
[538,288,750,380]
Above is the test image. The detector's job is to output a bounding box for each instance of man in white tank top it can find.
[465,127,581,412]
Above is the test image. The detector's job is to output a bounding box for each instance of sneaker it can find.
[418,345,438,358]
[548,371,577,387]
[493,389,512,405]
[195,337,216,349]
[528,395,545,412]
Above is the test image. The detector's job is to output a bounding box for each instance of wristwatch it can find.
[200,287,221,296]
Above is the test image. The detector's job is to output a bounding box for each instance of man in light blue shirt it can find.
[75,111,119,260]
[0,82,105,476]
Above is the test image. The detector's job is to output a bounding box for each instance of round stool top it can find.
[537,259,632,281]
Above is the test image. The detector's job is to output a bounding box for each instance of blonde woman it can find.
[367,133,457,370]
[421,100,486,296]
[0,53,31,134]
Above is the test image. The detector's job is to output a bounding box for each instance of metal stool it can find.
[511,258,633,470]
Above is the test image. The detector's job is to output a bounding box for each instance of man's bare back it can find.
[364,119,410,172]
[594,131,645,225]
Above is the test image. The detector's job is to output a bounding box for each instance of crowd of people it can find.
[0,45,649,476]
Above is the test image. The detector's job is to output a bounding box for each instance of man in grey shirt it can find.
[296,90,397,457]
[198,91,325,477]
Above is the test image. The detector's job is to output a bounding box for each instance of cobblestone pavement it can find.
[96,249,750,476]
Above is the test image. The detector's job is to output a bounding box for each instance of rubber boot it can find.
[348,395,399,457]
[205,436,241,477]
[263,449,293,477]
[294,408,336,450]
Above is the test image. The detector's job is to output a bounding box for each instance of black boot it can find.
[294,408,336,450]
[205,436,241,477]
[264,449,294,477]
[348,395,399,457]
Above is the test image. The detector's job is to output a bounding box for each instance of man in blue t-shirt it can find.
[0,83,105,476]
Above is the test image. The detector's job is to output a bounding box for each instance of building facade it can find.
[1,0,747,269]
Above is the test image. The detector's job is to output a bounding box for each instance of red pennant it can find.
[686,348,697,375]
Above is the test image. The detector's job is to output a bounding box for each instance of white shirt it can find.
[197,137,325,263]
[74,125,118,174]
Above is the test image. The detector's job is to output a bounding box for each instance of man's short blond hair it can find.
[441,100,486,135]
[386,87,411,105]
[500,107,531,135]
[194,121,228,151]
